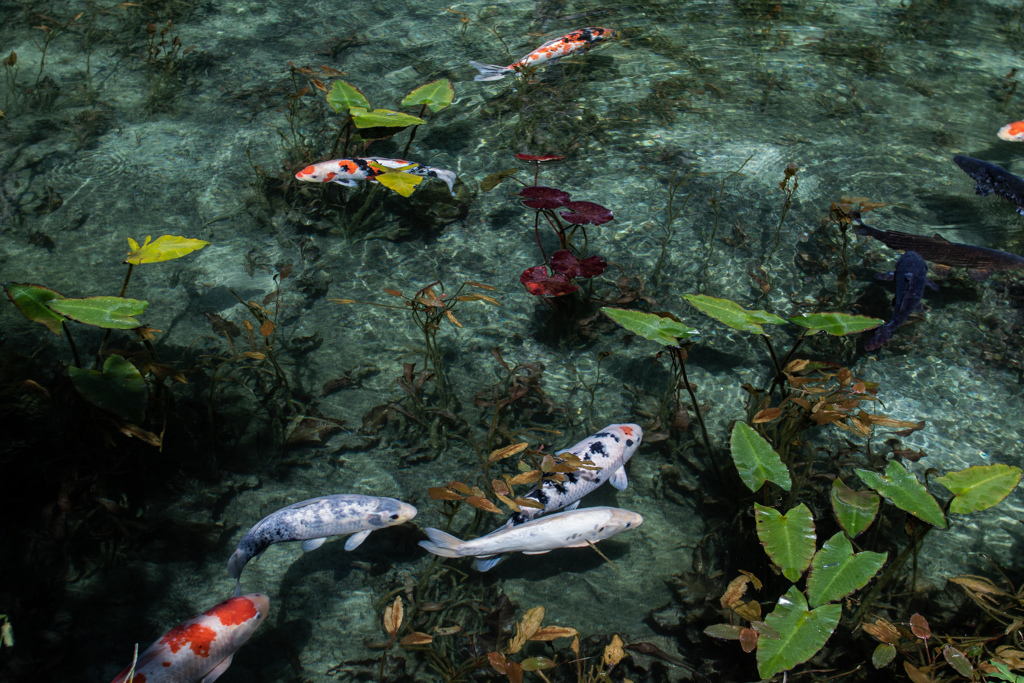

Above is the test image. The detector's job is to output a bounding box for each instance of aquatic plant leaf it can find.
[756,586,841,680]
[754,503,815,582]
[603,634,625,667]
[872,643,896,668]
[529,626,578,641]
[904,661,931,683]
[549,249,608,278]
[705,624,744,640]
[519,186,570,209]
[856,461,947,528]
[683,294,786,334]
[601,307,699,346]
[806,532,887,608]
[3,282,65,335]
[934,464,1023,514]
[830,478,880,538]
[730,422,792,493]
[559,201,614,225]
[373,170,423,197]
[48,296,148,329]
[481,168,518,191]
[863,619,901,645]
[943,645,973,678]
[427,487,462,500]
[125,235,209,264]
[788,312,883,336]
[383,596,403,636]
[489,442,530,462]
[520,657,556,671]
[326,79,371,113]
[69,355,147,424]
[520,266,577,297]
[348,107,425,128]
[400,632,433,646]
[509,607,545,654]
[465,496,502,514]
[401,78,454,113]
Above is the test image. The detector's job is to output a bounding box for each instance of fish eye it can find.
[625,522,631,527]
[390,513,401,520]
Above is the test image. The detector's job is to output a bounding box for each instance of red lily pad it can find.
[560,200,614,225]
[519,186,571,209]
[549,249,608,278]
[515,153,566,163]
[520,265,578,296]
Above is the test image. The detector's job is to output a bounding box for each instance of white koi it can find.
[419,506,642,569]
[294,157,457,196]
[228,494,417,594]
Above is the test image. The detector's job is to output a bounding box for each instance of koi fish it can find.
[469,27,616,81]
[864,251,938,351]
[294,157,457,196]
[853,215,1024,276]
[952,155,1024,215]
[419,506,643,569]
[109,593,269,683]
[228,495,417,595]
[998,120,1024,142]
[475,423,641,570]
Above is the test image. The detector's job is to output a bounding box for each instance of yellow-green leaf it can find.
[47,296,148,329]
[856,461,946,528]
[731,422,792,493]
[125,235,210,264]
[401,78,454,113]
[756,587,841,679]
[754,503,816,583]
[349,107,425,128]
[830,478,879,538]
[373,171,423,197]
[4,282,65,335]
[683,294,786,335]
[934,464,1022,515]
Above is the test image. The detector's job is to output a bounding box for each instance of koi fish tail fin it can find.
[432,168,457,197]
[864,323,894,351]
[470,60,514,81]
[418,528,465,558]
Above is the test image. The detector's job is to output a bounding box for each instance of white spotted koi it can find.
[294,157,457,196]
[470,27,616,81]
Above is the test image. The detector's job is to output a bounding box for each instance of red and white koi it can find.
[294,157,456,196]
[998,120,1024,142]
[470,27,616,82]
[109,593,269,683]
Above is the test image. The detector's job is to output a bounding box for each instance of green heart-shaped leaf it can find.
[683,294,786,334]
[830,478,880,538]
[69,355,147,423]
[4,282,65,335]
[125,235,209,264]
[935,464,1022,515]
[757,586,841,679]
[326,79,371,113]
[807,532,887,607]
[856,461,946,528]
[788,312,883,336]
[48,296,148,329]
[349,107,425,129]
[754,503,815,582]
[601,307,699,346]
[730,422,792,493]
[401,78,454,113]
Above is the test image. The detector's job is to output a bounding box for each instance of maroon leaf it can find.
[559,200,614,225]
[519,186,570,209]
[514,153,566,163]
[520,265,578,297]
[549,249,608,279]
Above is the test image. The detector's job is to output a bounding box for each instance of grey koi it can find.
[228,494,417,594]
[865,251,938,351]
[419,506,643,569]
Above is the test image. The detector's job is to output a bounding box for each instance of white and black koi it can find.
[294,157,457,196]
[228,494,417,594]
[470,27,617,81]
[419,506,643,569]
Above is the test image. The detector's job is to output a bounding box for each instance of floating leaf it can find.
[683,294,786,334]
[125,235,209,264]
[349,106,425,128]
[806,532,887,608]
[69,355,147,423]
[857,461,947,528]
[550,249,607,278]
[601,307,699,346]
[48,296,148,329]
[788,312,883,336]
[521,266,577,297]
[872,643,896,668]
[401,78,454,113]
[519,186,570,209]
[731,422,792,493]
[754,503,815,582]
[481,168,518,191]
[934,464,1023,515]
[326,79,371,113]
[515,153,565,162]
[830,478,880,538]
[559,200,613,225]
[373,170,423,197]
[4,282,65,335]
[756,586,842,679]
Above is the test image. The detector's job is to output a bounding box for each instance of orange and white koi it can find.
[998,120,1024,142]
[470,27,616,82]
[294,157,456,196]
[108,593,269,683]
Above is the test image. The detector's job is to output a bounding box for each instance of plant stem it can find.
[63,321,81,367]
[401,104,427,159]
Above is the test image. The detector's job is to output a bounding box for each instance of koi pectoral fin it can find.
[202,654,234,683]
[329,178,359,187]
[302,537,327,552]
[344,529,372,551]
